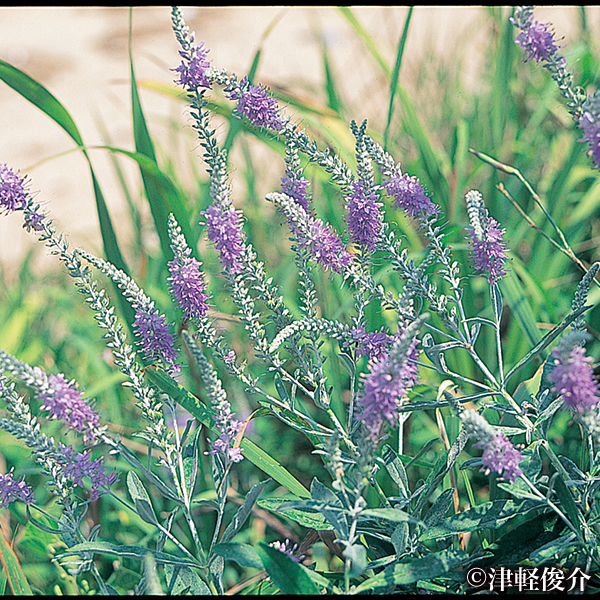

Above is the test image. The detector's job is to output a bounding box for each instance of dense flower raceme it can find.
[0,470,34,508]
[36,371,102,443]
[167,215,211,322]
[172,41,212,91]
[465,190,508,285]
[346,325,392,362]
[266,191,353,274]
[381,166,439,219]
[57,443,118,501]
[281,172,310,213]
[0,162,29,214]
[203,202,246,275]
[357,318,423,439]
[345,180,383,254]
[133,304,181,372]
[511,6,563,65]
[182,331,244,462]
[460,410,523,484]
[226,76,283,132]
[579,90,600,171]
[550,332,600,414]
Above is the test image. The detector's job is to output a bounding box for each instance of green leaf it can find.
[354,549,467,592]
[361,508,420,525]
[504,303,591,384]
[221,480,269,544]
[256,542,321,595]
[211,542,263,570]
[57,541,200,568]
[0,529,33,595]
[144,366,311,498]
[419,499,542,542]
[127,471,159,526]
[256,497,332,531]
[381,444,410,499]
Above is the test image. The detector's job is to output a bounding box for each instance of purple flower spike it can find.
[0,470,34,508]
[550,336,600,414]
[465,190,508,285]
[383,169,439,219]
[228,77,282,132]
[461,410,523,483]
[134,305,180,372]
[357,319,421,439]
[513,13,562,65]
[36,373,101,442]
[345,181,383,254]
[304,217,353,274]
[168,255,210,321]
[0,162,29,215]
[173,42,212,91]
[346,325,391,362]
[57,444,118,501]
[203,203,245,275]
[474,433,524,484]
[281,174,310,213]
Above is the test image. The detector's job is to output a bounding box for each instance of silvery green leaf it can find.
[115,443,180,503]
[343,543,368,578]
[212,542,263,570]
[127,471,159,526]
[490,282,503,323]
[337,351,356,377]
[221,479,269,544]
[166,564,211,595]
[381,445,410,499]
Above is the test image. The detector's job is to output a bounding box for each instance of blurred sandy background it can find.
[0,6,596,279]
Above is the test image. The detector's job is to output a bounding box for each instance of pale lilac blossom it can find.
[550,335,600,414]
[511,9,563,65]
[460,410,523,483]
[36,373,101,442]
[345,181,383,253]
[357,320,421,439]
[227,77,282,132]
[57,444,118,501]
[465,190,508,285]
[133,305,180,372]
[168,254,210,321]
[172,42,212,91]
[0,162,28,215]
[203,203,245,275]
[382,169,439,218]
[0,470,33,508]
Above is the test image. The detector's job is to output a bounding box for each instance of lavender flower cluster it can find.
[0,7,599,592]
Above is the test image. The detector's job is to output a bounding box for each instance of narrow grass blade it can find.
[0,526,33,595]
[256,542,321,595]
[144,365,311,499]
[0,57,135,331]
[384,6,413,149]
[129,14,178,262]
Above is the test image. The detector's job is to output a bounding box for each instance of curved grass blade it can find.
[144,365,311,499]
[0,526,32,595]
[256,542,321,595]
[336,7,449,201]
[504,303,591,384]
[0,57,134,331]
[384,6,413,150]
[129,11,183,262]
